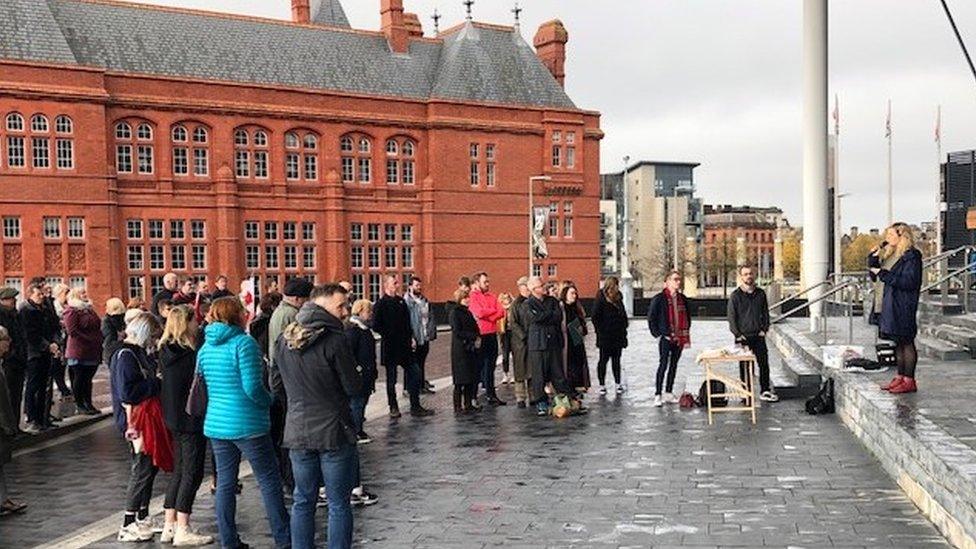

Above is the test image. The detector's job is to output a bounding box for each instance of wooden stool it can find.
[699,354,757,425]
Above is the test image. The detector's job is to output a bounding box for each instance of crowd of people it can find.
[0,221,925,547]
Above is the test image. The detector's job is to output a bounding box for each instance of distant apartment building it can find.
[942,150,976,267]
[599,200,619,275]
[702,204,786,287]
[600,161,702,294]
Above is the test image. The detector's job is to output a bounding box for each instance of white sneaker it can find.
[653,395,663,407]
[615,385,625,395]
[117,523,154,542]
[760,390,780,403]
[664,392,679,404]
[599,386,607,395]
[160,522,176,544]
[173,525,214,546]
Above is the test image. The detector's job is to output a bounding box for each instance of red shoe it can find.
[889,378,917,394]
[881,375,904,391]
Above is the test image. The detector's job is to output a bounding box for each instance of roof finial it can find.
[432,8,441,34]
[512,1,522,28]
[463,0,474,21]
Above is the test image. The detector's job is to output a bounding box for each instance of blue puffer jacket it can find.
[198,322,271,440]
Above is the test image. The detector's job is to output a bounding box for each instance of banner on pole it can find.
[532,206,550,259]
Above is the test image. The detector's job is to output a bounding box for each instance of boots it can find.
[889,377,917,394]
[881,375,905,391]
[453,386,464,413]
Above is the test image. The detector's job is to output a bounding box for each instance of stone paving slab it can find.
[0,320,949,548]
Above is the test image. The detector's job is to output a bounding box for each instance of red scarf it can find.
[130,397,174,472]
[665,288,690,348]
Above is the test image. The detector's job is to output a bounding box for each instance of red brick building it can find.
[0,0,602,308]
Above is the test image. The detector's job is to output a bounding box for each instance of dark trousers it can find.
[269,397,293,490]
[479,334,499,398]
[51,356,70,396]
[500,332,512,374]
[414,343,430,385]
[529,348,571,404]
[385,358,421,410]
[69,364,98,409]
[2,361,25,426]
[452,383,477,409]
[655,339,682,395]
[24,356,51,425]
[164,431,207,514]
[596,347,622,385]
[740,335,771,392]
[125,447,159,513]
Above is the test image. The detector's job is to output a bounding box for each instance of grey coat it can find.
[405,292,437,346]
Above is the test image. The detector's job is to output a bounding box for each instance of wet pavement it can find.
[0,320,948,548]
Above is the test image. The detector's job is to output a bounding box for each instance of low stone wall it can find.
[770,323,976,549]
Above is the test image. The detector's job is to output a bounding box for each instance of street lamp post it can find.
[834,192,850,278]
[620,156,634,316]
[528,175,553,277]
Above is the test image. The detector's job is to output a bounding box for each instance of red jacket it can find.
[468,289,505,336]
[63,304,104,363]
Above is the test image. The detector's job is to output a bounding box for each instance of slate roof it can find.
[1,0,576,110]
[310,0,349,29]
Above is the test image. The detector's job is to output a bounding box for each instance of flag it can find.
[832,93,839,135]
[240,276,256,330]
[532,206,550,259]
[884,99,892,138]
[935,105,942,144]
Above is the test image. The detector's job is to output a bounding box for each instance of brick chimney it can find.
[381,0,410,54]
[534,19,569,87]
[292,0,310,24]
[403,12,423,38]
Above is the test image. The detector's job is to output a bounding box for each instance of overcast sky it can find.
[132,0,976,231]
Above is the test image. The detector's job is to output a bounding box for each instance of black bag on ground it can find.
[844,357,883,370]
[805,377,835,415]
[696,380,728,408]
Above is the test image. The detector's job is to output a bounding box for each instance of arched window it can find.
[234,127,270,179]
[172,123,209,177]
[341,133,372,184]
[384,137,417,185]
[31,114,49,133]
[4,113,25,168]
[285,130,319,182]
[55,115,73,134]
[115,120,154,174]
[6,113,24,132]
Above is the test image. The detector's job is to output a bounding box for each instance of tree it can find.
[842,234,882,272]
[633,226,688,293]
[781,236,801,280]
[702,233,737,296]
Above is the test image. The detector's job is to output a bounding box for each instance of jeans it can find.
[69,363,98,409]
[24,356,51,425]
[479,334,499,398]
[740,335,771,392]
[51,356,70,396]
[384,359,421,410]
[164,432,207,514]
[290,444,358,549]
[270,397,293,490]
[349,395,368,434]
[655,339,682,395]
[211,435,290,548]
[414,343,430,386]
[125,447,158,513]
[596,347,622,386]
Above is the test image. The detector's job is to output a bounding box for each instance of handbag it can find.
[185,366,208,418]
[567,317,585,347]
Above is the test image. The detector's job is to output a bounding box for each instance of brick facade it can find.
[0,2,602,309]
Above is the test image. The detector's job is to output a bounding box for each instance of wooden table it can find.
[698,353,757,425]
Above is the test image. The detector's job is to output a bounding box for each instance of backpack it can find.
[805,377,835,415]
[696,380,728,408]
[678,392,696,409]
[844,357,883,371]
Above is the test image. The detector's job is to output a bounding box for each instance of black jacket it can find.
[647,290,692,339]
[591,290,628,350]
[449,304,480,385]
[151,288,175,317]
[344,319,377,395]
[159,343,203,434]
[0,305,27,367]
[102,313,126,365]
[525,295,563,352]
[274,303,361,452]
[508,295,529,349]
[249,315,271,360]
[372,294,413,365]
[727,286,770,339]
[19,300,58,361]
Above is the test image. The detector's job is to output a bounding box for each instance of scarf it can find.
[665,288,690,349]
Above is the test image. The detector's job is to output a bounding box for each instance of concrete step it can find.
[919,323,976,357]
[919,298,964,316]
[771,353,821,399]
[915,334,972,361]
[939,313,976,333]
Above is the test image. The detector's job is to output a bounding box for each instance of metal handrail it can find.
[924,244,971,268]
[768,280,832,311]
[921,258,976,293]
[771,280,856,324]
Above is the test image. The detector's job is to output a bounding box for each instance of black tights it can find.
[597,348,622,385]
[897,340,918,378]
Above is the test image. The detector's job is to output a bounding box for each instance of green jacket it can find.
[268,300,300,367]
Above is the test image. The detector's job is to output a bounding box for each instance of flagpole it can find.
[887,99,893,226]
[936,105,946,308]
[833,94,841,278]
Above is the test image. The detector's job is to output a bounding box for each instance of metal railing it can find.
[770,279,862,344]
[768,280,832,312]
